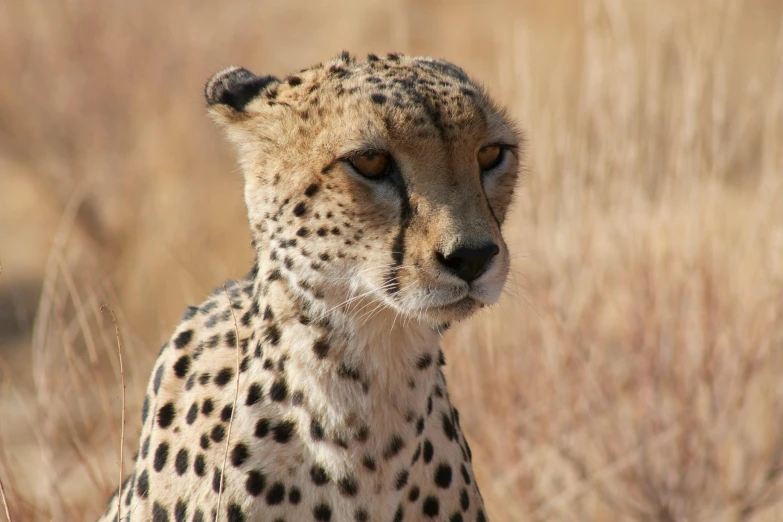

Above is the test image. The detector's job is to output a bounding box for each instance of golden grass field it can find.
[1,0,783,520]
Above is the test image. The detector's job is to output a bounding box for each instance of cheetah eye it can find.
[348,151,391,179]
[477,144,504,172]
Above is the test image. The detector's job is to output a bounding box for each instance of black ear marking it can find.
[205,66,279,111]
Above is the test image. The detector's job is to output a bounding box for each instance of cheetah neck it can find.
[248,258,443,452]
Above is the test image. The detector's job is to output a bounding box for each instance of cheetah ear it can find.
[205,66,279,122]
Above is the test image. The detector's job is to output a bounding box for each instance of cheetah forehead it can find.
[205,52,517,149]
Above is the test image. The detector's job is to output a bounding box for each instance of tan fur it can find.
[98,52,520,522]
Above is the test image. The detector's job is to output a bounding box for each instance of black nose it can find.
[436,243,500,283]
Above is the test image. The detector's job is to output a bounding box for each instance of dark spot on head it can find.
[293,202,307,216]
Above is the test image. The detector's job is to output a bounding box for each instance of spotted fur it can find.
[98,52,520,522]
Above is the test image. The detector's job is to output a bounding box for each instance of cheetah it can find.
[98,51,520,522]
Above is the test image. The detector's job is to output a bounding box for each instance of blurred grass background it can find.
[1,0,783,520]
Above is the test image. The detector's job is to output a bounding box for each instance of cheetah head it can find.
[205,52,520,326]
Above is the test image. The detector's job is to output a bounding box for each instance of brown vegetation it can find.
[1,0,782,520]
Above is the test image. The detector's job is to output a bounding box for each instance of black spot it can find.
[255,418,270,438]
[393,504,404,522]
[296,227,310,237]
[136,469,149,497]
[408,485,420,502]
[141,396,150,423]
[175,499,187,522]
[310,418,325,440]
[338,363,361,381]
[264,324,281,345]
[225,329,237,348]
[434,463,453,488]
[185,373,196,390]
[193,509,205,522]
[153,441,169,472]
[395,469,409,490]
[416,417,425,435]
[427,396,433,415]
[384,434,405,460]
[355,508,369,521]
[411,443,422,464]
[304,183,320,197]
[246,470,266,496]
[287,76,302,86]
[449,513,464,522]
[461,463,471,485]
[317,227,328,237]
[194,454,206,476]
[371,93,387,105]
[289,487,301,504]
[239,356,250,373]
[460,489,469,510]
[266,482,285,505]
[202,399,214,416]
[273,420,296,443]
[215,367,234,387]
[175,448,189,475]
[157,402,176,428]
[338,475,359,497]
[477,510,487,522]
[355,425,369,443]
[173,329,194,349]
[211,424,226,443]
[172,355,191,378]
[141,436,151,458]
[221,404,233,422]
[269,378,288,401]
[293,202,307,216]
[182,306,198,321]
[367,53,379,61]
[442,413,456,441]
[292,390,304,406]
[153,365,165,395]
[417,353,433,370]
[227,504,245,522]
[152,501,169,522]
[312,338,330,359]
[423,439,434,463]
[362,455,376,472]
[246,383,263,406]
[310,465,330,485]
[313,504,332,521]
[231,443,249,467]
[422,496,440,518]
[212,468,222,493]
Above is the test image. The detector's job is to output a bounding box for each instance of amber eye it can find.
[349,151,391,179]
[477,144,503,171]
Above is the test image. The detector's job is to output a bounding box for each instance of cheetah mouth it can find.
[408,294,480,321]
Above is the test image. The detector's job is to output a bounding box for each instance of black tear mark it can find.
[386,170,412,297]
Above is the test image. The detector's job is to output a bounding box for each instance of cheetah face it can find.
[206,53,520,326]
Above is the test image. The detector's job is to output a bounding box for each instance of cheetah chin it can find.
[98,51,519,522]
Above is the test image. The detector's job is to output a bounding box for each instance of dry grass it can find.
[1,0,782,520]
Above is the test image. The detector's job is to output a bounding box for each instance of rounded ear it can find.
[205,66,279,121]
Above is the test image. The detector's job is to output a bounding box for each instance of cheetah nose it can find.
[436,243,499,283]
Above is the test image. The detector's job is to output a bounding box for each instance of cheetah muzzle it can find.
[98,51,520,522]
